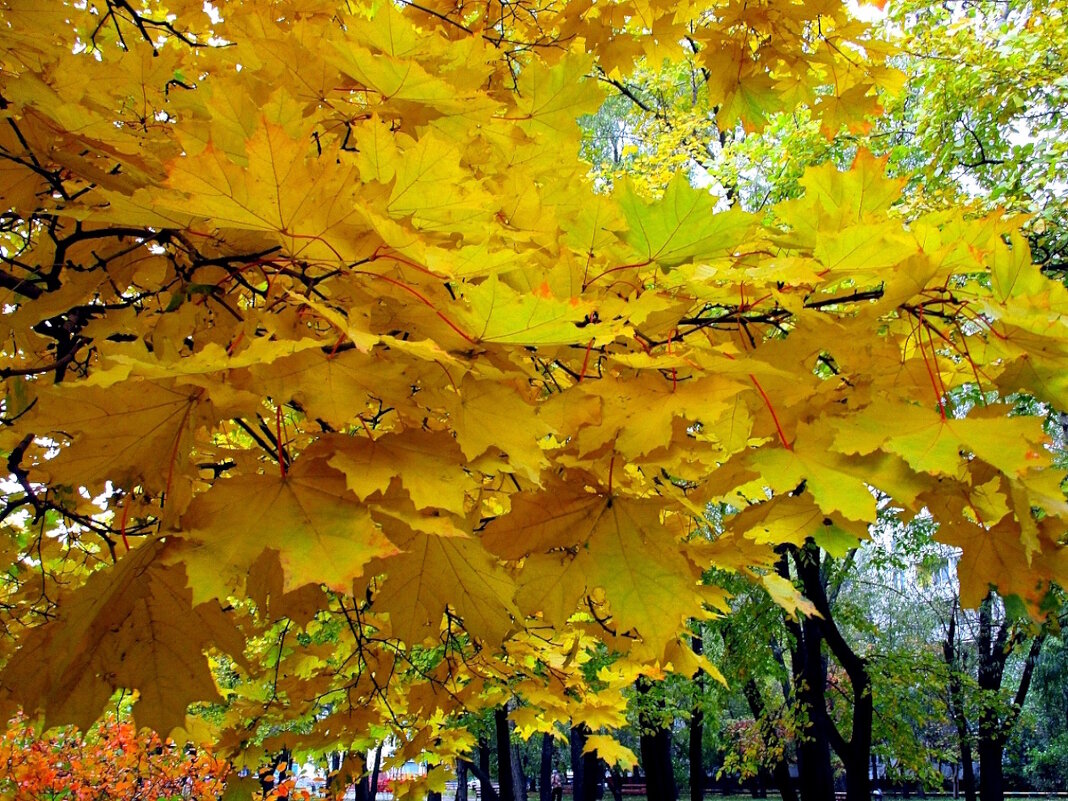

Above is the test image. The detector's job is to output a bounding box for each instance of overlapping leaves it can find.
[0,0,1065,776]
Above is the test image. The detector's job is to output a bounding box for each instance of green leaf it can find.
[617,173,752,268]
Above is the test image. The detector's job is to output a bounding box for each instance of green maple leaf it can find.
[457,274,597,345]
[617,173,752,268]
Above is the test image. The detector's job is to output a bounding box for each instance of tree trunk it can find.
[512,737,528,801]
[791,612,836,801]
[354,773,370,801]
[976,595,1002,801]
[637,679,676,801]
[571,725,587,801]
[957,710,978,801]
[793,543,871,801]
[776,548,833,801]
[689,634,705,801]
[458,760,470,801]
[974,592,1046,801]
[770,758,796,801]
[277,748,291,784]
[688,704,704,801]
[497,706,517,801]
[976,735,1004,801]
[751,768,768,798]
[352,751,373,801]
[540,733,554,801]
[480,737,495,801]
[583,753,601,801]
[943,606,977,801]
[327,750,348,801]
[842,672,873,801]
[639,727,675,801]
[369,744,383,801]
[465,758,501,801]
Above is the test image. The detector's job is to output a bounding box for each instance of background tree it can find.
[1022,630,1068,789]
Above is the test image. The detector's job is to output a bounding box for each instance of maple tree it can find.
[1,0,1068,797]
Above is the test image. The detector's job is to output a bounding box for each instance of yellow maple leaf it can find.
[30,379,205,494]
[371,533,518,645]
[510,54,604,138]
[492,491,704,657]
[450,375,551,482]
[940,520,1046,608]
[0,542,245,735]
[748,424,879,522]
[583,735,638,770]
[158,120,366,262]
[178,458,398,603]
[831,400,1050,478]
[761,573,818,621]
[327,430,474,515]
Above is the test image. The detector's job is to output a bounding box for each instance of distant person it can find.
[551,770,563,801]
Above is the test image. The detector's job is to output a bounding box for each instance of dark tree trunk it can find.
[571,725,587,801]
[327,750,346,800]
[352,751,378,801]
[688,704,704,801]
[770,759,797,801]
[497,706,517,801]
[639,727,675,801]
[791,612,836,801]
[540,733,554,801]
[958,745,977,801]
[637,680,676,801]
[582,753,601,801]
[779,546,835,801]
[465,758,501,801]
[512,737,528,801]
[689,634,705,801]
[841,674,873,801]
[793,543,872,801]
[976,594,1006,801]
[976,736,1004,801]
[943,606,977,801]
[354,773,370,801]
[429,792,443,801]
[458,760,470,801]
[480,737,496,801]
[370,744,383,801]
[750,768,768,798]
[277,749,291,783]
[777,551,833,801]
[974,592,1046,801]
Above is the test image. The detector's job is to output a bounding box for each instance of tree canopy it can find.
[1,0,1067,786]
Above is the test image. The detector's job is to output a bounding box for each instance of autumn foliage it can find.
[0,714,227,800]
[0,0,1066,785]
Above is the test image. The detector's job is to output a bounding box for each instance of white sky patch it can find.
[203,2,223,24]
[848,0,888,23]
